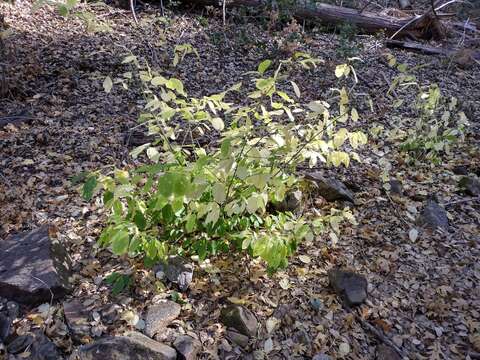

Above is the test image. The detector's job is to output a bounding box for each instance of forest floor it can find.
[1,0,480,359]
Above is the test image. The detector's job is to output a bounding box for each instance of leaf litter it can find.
[0,0,479,359]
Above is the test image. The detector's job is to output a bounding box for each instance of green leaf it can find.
[205,202,220,225]
[151,76,167,86]
[333,128,348,148]
[257,60,272,75]
[111,228,130,255]
[212,183,226,204]
[220,139,231,158]
[130,143,151,158]
[351,107,359,122]
[166,78,185,95]
[83,176,97,201]
[122,55,137,64]
[211,117,224,131]
[291,81,301,98]
[103,76,113,93]
[147,147,160,162]
[134,211,147,231]
[185,213,197,233]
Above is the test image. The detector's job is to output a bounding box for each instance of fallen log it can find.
[187,0,445,40]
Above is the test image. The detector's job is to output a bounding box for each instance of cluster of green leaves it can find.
[105,272,132,296]
[386,54,469,164]
[84,51,365,271]
[33,0,78,16]
[33,0,111,33]
[336,23,359,59]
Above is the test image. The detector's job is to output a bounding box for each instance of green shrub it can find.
[84,52,365,271]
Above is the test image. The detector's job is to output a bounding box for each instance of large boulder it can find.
[328,269,367,307]
[144,301,181,338]
[220,305,257,337]
[69,331,176,360]
[303,172,355,203]
[0,227,72,305]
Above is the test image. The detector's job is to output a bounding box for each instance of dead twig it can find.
[355,313,405,357]
[443,196,480,207]
[130,0,139,24]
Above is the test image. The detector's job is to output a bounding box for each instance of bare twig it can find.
[355,313,405,357]
[130,0,139,24]
[443,196,480,207]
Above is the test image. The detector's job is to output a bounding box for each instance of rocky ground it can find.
[1,0,480,359]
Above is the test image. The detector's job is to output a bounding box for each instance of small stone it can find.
[416,198,449,231]
[70,331,176,360]
[6,302,19,320]
[0,227,72,305]
[63,300,91,341]
[309,298,323,312]
[376,344,401,360]
[452,165,469,175]
[173,335,202,360]
[31,332,60,360]
[459,176,480,196]
[226,330,249,348]
[144,300,181,338]
[388,179,403,195]
[153,256,193,292]
[7,334,34,354]
[220,305,257,337]
[304,172,354,203]
[312,354,332,360]
[0,313,10,342]
[328,269,367,306]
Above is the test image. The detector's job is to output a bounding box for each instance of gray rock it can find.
[0,313,10,342]
[0,227,72,305]
[309,298,323,312]
[226,330,249,348]
[7,334,34,354]
[69,331,176,360]
[376,344,401,360]
[144,301,181,338]
[220,305,257,337]
[6,302,19,320]
[63,300,91,341]
[30,332,61,360]
[328,269,367,307]
[154,256,193,291]
[312,354,332,360]
[173,335,201,360]
[304,172,354,203]
[388,179,403,195]
[416,199,449,231]
[452,165,469,175]
[459,176,480,196]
